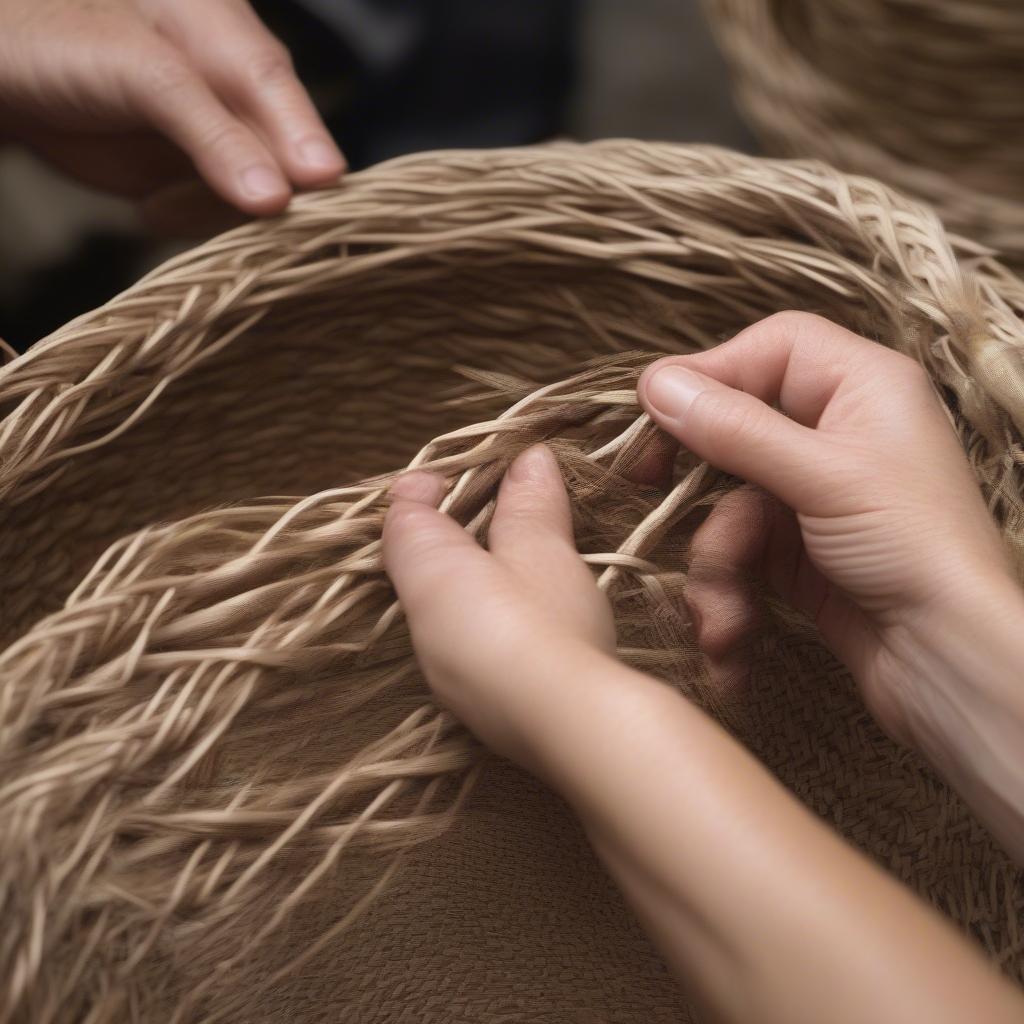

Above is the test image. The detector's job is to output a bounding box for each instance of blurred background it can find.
[0,0,754,352]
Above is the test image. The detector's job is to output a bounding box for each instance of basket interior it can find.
[3,143,1024,1020]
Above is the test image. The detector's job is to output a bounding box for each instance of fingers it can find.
[127,43,292,215]
[385,447,579,622]
[686,487,772,661]
[488,445,576,566]
[383,474,489,622]
[384,451,614,662]
[388,471,448,506]
[637,311,940,511]
[150,0,345,188]
[620,429,678,490]
[639,358,825,510]
[647,311,898,428]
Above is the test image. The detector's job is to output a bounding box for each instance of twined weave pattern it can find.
[706,0,1024,267]
[1,142,1024,1023]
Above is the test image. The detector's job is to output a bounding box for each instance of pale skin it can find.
[383,312,1024,1024]
[0,0,346,223]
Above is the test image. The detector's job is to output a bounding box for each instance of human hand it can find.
[639,311,1024,857]
[383,445,617,772]
[638,312,1018,734]
[382,386,1024,1024]
[0,0,345,218]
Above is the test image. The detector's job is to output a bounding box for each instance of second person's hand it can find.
[0,0,346,217]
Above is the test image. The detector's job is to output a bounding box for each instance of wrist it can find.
[508,644,672,789]
[882,572,1024,860]
[897,567,1024,708]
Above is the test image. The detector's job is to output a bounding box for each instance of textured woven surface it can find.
[1,141,1024,1023]
[705,0,1024,266]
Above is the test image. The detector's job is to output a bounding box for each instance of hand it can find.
[385,311,1024,860]
[0,0,345,217]
[383,444,616,771]
[638,311,1017,734]
[383,401,1024,1024]
[639,311,1024,857]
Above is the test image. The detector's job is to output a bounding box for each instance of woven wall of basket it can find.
[2,141,1024,1023]
[705,0,1024,268]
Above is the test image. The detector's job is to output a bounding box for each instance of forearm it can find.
[523,648,1024,1024]
[891,572,1024,862]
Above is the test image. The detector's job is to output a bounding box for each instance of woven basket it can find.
[705,0,1024,267]
[2,141,1024,1023]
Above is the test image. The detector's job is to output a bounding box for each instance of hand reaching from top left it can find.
[0,0,346,217]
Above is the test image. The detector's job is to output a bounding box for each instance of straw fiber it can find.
[1,141,1023,1023]
[706,0,1024,267]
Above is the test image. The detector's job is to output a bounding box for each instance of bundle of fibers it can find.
[705,0,1024,266]
[2,142,1024,1023]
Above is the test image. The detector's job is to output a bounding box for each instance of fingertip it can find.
[383,496,488,613]
[639,362,713,426]
[638,355,690,397]
[383,494,467,558]
[638,355,674,395]
[383,496,439,537]
[506,443,560,485]
[490,444,575,556]
[235,165,292,215]
[388,471,447,506]
[291,136,347,187]
[383,498,444,573]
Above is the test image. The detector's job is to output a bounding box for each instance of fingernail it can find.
[645,365,707,419]
[240,165,285,200]
[298,137,344,173]
[508,444,554,483]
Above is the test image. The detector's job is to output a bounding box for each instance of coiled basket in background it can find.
[705,0,1024,267]
[1,141,1023,1023]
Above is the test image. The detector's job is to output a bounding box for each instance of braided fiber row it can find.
[1,142,1023,1022]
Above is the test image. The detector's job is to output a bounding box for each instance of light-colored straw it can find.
[1,141,1023,1023]
[706,0,1024,266]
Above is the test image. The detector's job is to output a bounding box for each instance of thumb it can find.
[382,473,489,620]
[639,361,824,510]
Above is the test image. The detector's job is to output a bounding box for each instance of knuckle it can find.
[891,352,929,384]
[143,52,195,96]
[502,490,550,526]
[857,344,930,392]
[244,43,294,86]
[385,502,439,546]
[711,394,773,450]
[385,508,468,580]
[195,117,251,156]
[756,309,827,340]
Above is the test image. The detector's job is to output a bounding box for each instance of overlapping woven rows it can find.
[2,142,1024,1023]
[705,0,1024,267]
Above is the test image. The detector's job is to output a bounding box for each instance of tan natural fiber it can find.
[705,0,1024,266]
[2,141,1024,1023]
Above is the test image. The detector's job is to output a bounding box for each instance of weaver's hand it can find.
[0,0,345,216]
[639,311,1024,859]
[383,445,615,771]
[383,388,1024,1024]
